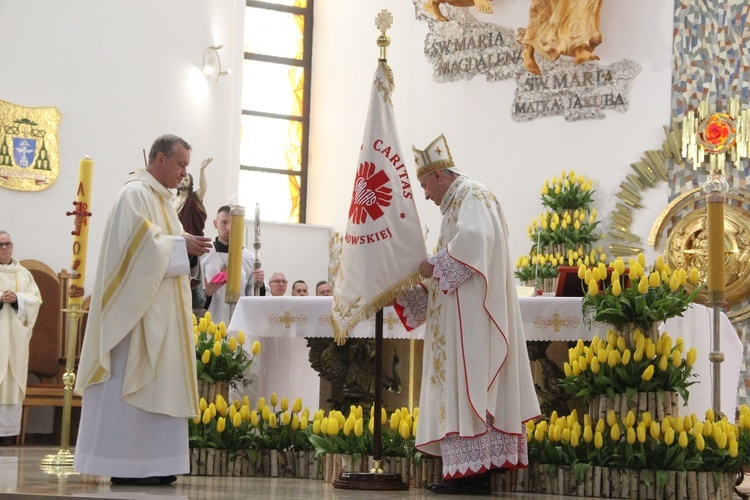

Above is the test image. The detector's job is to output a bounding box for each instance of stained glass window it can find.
[240,0,312,223]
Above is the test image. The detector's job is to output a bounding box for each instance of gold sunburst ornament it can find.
[681,98,749,173]
[697,113,736,154]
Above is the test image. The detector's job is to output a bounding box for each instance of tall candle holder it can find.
[42,156,94,470]
[703,172,728,418]
[225,205,245,320]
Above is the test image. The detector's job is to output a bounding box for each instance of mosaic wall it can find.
[670,0,750,410]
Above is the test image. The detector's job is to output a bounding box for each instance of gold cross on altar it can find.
[383,312,399,330]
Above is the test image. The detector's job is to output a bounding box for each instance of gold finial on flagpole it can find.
[375,10,393,61]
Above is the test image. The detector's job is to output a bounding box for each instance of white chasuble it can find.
[75,169,198,477]
[397,175,540,479]
[0,261,41,436]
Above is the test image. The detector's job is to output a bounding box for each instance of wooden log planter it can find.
[495,464,737,499]
[588,391,680,423]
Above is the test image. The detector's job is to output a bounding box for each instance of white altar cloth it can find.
[229,296,743,418]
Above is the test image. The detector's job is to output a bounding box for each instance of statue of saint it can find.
[423,0,493,22]
[175,157,212,236]
[517,0,603,75]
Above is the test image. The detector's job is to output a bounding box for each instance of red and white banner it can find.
[332,61,426,344]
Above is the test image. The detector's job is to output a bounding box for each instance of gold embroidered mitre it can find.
[413,134,455,181]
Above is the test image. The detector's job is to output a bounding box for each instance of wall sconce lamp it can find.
[202,44,230,81]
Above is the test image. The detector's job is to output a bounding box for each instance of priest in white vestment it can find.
[201,205,264,404]
[74,135,212,485]
[0,231,41,440]
[394,135,541,495]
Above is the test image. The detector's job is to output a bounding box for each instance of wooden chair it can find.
[16,260,83,445]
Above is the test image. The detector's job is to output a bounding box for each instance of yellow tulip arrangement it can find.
[526,405,750,478]
[515,170,603,286]
[580,254,702,332]
[194,311,258,386]
[189,393,312,453]
[307,405,418,459]
[558,329,698,403]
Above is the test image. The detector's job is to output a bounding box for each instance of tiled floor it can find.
[1,446,749,499]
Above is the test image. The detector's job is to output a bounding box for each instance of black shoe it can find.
[111,476,176,486]
[427,474,491,495]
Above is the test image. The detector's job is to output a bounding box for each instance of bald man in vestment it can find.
[74,134,211,485]
[0,231,41,443]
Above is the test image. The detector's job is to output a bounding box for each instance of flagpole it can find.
[333,10,407,491]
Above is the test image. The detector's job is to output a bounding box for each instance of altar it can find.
[228,296,743,417]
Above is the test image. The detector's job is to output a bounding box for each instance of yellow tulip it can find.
[281,397,289,412]
[202,408,212,425]
[636,425,646,443]
[650,421,660,440]
[729,440,739,457]
[621,349,631,366]
[594,418,607,434]
[664,428,674,445]
[633,347,643,363]
[610,423,621,441]
[689,267,700,284]
[578,356,588,372]
[236,330,246,345]
[590,357,600,374]
[228,336,238,352]
[626,426,636,444]
[715,430,727,449]
[659,355,669,371]
[390,410,402,431]
[199,397,208,413]
[706,408,715,422]
[201,349,211,365]
[582,424,593,443]
[534,424,546,442]
[588,279,599,296]
[642,365,655,381]
[695,432,705,451]
[216,416,226,432]
[686,347,697,367]
[192,416,201,424]
[313,419,321,435]
[649,271,661,288]
[251,341,261,355]
[611,279,622,297]
[291,397,303,414]
[671,350,681,368]
[233,412,242,428]
[638,276,649,294]
[343,417,353,436]
[594,431,603,449]
[270,392,278,407]
[677,430,688,448]
[563,362,573,377]
[669,273,680,292]
[641,411,652,427]
[281,412,291,426]
[209,403,217,418]
[646,342,656,360]
[607,350,620,368]
[198,317,208,333]
[399,420,411,440]
[637,253,646,267]
[328,418,339,435]
[213,330,220,343]
[212,340,222,357]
